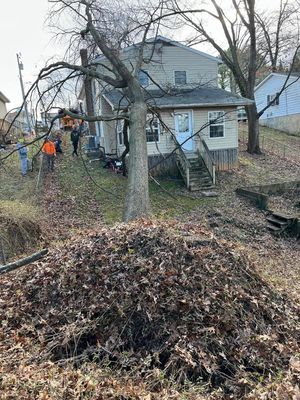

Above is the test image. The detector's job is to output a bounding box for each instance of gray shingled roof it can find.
[103,87,253,110]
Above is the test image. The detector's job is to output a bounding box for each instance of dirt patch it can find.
[0,221,299,399]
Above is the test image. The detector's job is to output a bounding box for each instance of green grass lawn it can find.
[0,148,43,259]
[56,145,216,225]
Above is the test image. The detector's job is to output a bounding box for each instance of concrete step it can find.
[266,215,289,227]
[266,211,298,235]
[189,176,212,182]
[271,212,296,222]
[190,167,207,172]
[190,168,211,174]
[190,174,211,179]
[189,185,215,192]
[266,223,283,232]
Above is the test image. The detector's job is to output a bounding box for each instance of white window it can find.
[208,111,225,138]
[138,70,150,87]
[267,93,279,106]
[146,115,160,143]
[117,120,124,145]
[174,71,187,85]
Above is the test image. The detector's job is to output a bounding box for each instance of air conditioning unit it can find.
[85,135,100,157]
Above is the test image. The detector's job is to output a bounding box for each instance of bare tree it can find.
[33,0,180,222]
[172,0,300,154]
[256,0,299,73]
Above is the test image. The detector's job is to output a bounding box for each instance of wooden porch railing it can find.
[198,139,216,185]
[171,135,191,189]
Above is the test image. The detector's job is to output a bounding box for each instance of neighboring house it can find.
[255,72,300,135]
[7,109,27,130]
[84,36,253,189]
[0,91,21,142]
[0,91,10,119]
[41,110,60,129]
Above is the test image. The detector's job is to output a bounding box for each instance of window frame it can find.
[267,93,280,106]
[146,114,160,143]
[208,111,225,139]
[116,120,124,146]
[174,70,187,86]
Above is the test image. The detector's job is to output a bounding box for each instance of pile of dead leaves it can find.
[0,220,299,399]
[0,201,42,259]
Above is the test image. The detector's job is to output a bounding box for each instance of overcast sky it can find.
[0,0,57,110]
[0,0,283,111]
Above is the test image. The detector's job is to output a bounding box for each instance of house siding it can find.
[149,45,219,88]
[255,74,300,119]
[0,100,7,119]
[115,106,238,170]
[90,38,241,173]
[193,107,238,150]
[96,42,219,90]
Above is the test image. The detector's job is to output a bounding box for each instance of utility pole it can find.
[16,53,31,133]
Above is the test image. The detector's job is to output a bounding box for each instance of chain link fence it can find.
[239,130,300,165]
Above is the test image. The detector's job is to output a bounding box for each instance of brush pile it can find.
[0,220,299,398]
[0,201,42,259]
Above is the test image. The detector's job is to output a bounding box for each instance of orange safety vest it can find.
[42,141,56,155]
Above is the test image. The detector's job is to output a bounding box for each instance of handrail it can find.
[198,139,216,185]
[171,135,191,188]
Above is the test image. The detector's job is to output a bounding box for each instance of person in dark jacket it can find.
[54,137,63,153]
[71,124,80,156]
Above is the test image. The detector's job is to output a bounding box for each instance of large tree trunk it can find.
[246,103,261,154]
[123,100,150,222]
[80,48,97,135]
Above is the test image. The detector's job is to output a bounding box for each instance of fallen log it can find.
[0,249,48,275]
[0,236,6,265]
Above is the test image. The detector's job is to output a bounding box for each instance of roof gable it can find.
[144,36,221,64]
[255,72,300,91]
[94,35,221,65]
[0,91,10,103]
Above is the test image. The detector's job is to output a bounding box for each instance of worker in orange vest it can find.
[42,137,56,172]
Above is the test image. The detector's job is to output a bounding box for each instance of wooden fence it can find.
[239,131,300,165]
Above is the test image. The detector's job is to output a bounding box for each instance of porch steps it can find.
[266,211,297,234]
[188,157,214,191]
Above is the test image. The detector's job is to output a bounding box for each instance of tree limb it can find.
[0,249,48,275]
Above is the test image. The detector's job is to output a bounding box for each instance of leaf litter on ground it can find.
[0,220,299,399]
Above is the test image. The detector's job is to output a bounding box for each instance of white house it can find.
[255,72,300,135]
[83,36,253,189]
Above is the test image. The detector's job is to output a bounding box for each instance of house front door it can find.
[174,111,193,151]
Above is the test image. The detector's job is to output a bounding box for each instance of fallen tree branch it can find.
[0,249,48,275]
[0,236,6,265]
